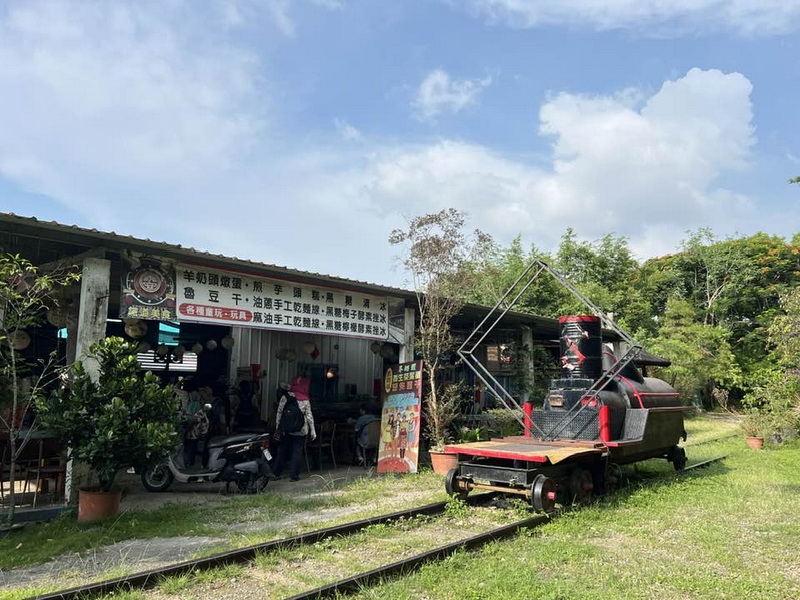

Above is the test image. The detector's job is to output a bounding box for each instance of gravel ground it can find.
[0,536,226,590]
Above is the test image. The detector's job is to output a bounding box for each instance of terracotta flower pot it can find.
[78,488,122,522]
[430,450,459,475]
[745,436,764,450]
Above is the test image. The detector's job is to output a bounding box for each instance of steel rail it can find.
[31,458,726,600]
[283,514,547,600]
[281,456,726,600]
[29,495,493,600]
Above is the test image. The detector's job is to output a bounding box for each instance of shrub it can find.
[36,337,179,492]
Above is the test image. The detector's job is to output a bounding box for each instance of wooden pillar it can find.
[65,257,111,502]
[398,307,416,363]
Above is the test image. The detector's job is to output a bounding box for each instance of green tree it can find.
[389,209,493,450]
[768,286,800,369]
[647,297,741,409]
[0,254,78,525]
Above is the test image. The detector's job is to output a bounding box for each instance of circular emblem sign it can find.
[126,265,174,306]
[384,367,394,395]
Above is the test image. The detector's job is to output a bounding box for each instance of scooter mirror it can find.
[203,403,213,411]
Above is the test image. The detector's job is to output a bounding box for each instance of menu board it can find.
[175,264,389,340]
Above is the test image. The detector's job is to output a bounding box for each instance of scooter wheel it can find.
[141,464,174,492]
[236,474,269,494]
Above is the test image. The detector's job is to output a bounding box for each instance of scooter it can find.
[141,427,274,494]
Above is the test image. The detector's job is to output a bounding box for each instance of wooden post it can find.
[399,307,416,363]
[65,257,111,502]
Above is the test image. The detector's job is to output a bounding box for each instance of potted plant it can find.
[427,383,462,475]
[36,337,178,521]
[741,411,767,450]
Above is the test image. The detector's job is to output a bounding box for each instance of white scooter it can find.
[141,428,274,494]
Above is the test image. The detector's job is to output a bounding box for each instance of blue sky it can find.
[1,0,799,287]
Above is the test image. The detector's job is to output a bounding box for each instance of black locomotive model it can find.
[444,261,690,511]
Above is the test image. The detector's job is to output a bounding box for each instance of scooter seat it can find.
[206,433,260,449]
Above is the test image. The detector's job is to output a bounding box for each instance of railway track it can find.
[30,455,725,600]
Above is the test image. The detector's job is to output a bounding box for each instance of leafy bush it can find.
[484,408,524,438]
[36,337,179,492]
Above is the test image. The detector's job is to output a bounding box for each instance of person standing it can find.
[272,379,316,482]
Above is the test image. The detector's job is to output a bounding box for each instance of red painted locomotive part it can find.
[558,315,600,323]
[523,402,533,437]
[599,404,611,442]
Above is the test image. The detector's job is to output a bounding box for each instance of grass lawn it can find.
[354,417,800,600]
[5,415,798,600]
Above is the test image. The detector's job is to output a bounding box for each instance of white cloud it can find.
[0,2,763,285]
[363,68,757,259]
[334,119,364,142]
[453,0,800,36]
[412,69,492,120]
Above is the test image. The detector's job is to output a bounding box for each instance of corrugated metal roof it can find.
[0,212,417,298]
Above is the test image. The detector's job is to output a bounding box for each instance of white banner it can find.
[176,264,389,340]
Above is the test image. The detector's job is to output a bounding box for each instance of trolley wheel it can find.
[668,446,687,471]
[569,468,594,504]
[444,467,469,500]
[141,464,174,492]
[530,474,557,513]
[604,463,622,494]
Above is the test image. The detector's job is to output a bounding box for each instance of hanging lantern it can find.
[174,345,185,358]
[46,306,68,328]
[192,342,203,354]
[137,341,151,353]
[9,330,31,351]
[221,335,235,350]
[285,349,296,361]
[157,344,169,356]
[206,339,218,351]
[370,341,381,355]
[302,341,315,354]
[124,320,148,339]
[122,317,140,325]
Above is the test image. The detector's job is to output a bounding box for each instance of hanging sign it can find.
[377,360,423,474]
[120,255,177,321]
[175,264,389,340]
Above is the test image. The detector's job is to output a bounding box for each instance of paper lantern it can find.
[174,345,185,358]
[206,339,218,351]
[157,344,169,356]
[122,317,140,325]
[303,341,315,354]
[9,330,31,350]
[370,342,381,355]
[192,342,203,354]
[124,320,148,339]
[137,341,151,353]
[46,306,68,328]
[221,335,235,350]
